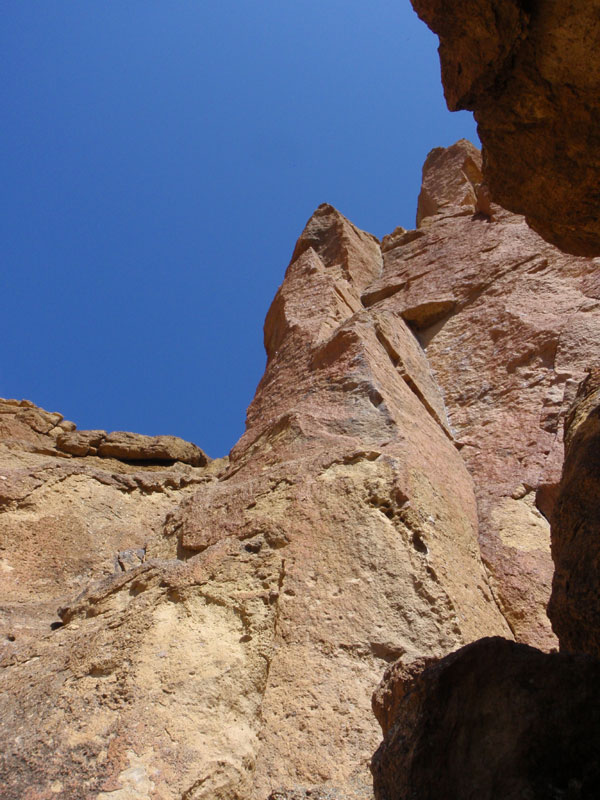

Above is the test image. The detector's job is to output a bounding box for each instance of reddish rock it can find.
[371,636,600,800]
[166,202,510,797]
[549,369,600,658]
[365,140,599,651]
[0,399,215,653]
[0,203,510,800]
[411,0,600,256]
[3,142,598,798]
[416,139,487,227]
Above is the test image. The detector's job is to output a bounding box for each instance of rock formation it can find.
[371,367,600,798]
[1,140,598,798]
[370,141,600,797]
[0,398,213,651]
[371,637,600,799]
[411,0,600,257]
[549,369,600,658]
[366,139,599,651]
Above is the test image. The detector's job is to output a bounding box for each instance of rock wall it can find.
[365,140,599,650]
[371,637,600,799]
[411,0,600,257]
[549,369,600,658]
[0,399,213,651]
[2,140,597,798]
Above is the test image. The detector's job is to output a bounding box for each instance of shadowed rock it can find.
[371,637,600,800]
[411,0,600,256]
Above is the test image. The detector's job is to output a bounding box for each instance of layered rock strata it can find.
[411,0,600,256]
[365,140,599,650]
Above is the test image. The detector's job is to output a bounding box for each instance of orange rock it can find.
[3,141,598,798]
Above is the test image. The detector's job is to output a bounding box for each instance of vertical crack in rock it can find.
[363,139,599,652]
[3,138,598,799]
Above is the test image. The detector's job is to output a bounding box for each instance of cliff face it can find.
[1,141,597,799]
[367,139,599,650]
[372,370,600,800]
[549,369,600,658]
[411,0,600,257]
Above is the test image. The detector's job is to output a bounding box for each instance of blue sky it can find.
[1,1,478,457]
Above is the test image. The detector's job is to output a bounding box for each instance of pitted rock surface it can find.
[2,141,598,798]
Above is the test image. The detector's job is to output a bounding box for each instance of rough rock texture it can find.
[365,140,599,650]
[549,369,600,658]
[0,202,511,800]
[415,139,488,227]
[371,636,600,800]
[57,429,208,466]
[0,398,216,651]
[411,0,600,256]
[2,142,597,798]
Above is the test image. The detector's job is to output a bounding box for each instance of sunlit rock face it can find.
[412,0,600,257]
[367,139,599,652]
[2,140,598,799]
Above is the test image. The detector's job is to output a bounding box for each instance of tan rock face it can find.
[0,399,216,653]
[2,142,596,798]
[57,428,208,465]
[411,0,600,256]
[371,637,600,800]
[161,203,510,798]
[0,201,510,799]
[365,141,599,650]
[549,369,600,658]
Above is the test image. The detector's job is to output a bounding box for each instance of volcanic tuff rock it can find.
[367,139,600,650]
[1,193,513,800]
[371,637,600,800]
[549,369,600,658]
[1,141,597,798]
[57,428,208,466]
[0,397,215,651]
[411,0,600,256]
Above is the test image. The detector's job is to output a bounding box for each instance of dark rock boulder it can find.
[371,636,600,799]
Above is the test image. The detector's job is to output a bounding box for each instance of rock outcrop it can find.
[170,202,511,797]
[0,398,214,651]
[57,428,208,466]
[411,0,600,256]
[2,141,597,799]
[1,198,513,799]
[549,369,600,658]
[371,637,600,800]
[366,140,599,651]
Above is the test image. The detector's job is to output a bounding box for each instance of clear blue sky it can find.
[1,1,478,457]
